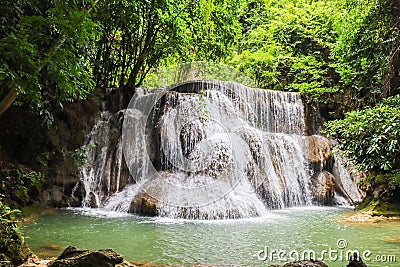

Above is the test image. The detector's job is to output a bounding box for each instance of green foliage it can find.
[142,61,255,88]
[332,0,400,108]
[92,0,242,89]
[231,0,339,101]
[0,0,98,116]
[0,164,44,209]
[1,0,398,113]
[323,95,400,172]
[64,144,96,168]
[0,197,20,226]
[0,195,29,265]
[35,151,55,167]
[231,0,400,108]
[359,172,400,197]
[67,148,87,168]
[198,89,210,124]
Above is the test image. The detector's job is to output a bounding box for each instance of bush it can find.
[0,196,30,265]
[323,95,400,172]
[0,164,44,209]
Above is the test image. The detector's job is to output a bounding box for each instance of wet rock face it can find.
[0,98,103,209]
[129,192,158,216]
[49,246,125,267]
[88,192,98,208]
[311,171,335,205]
[0,88,136,209]
[41,100,101,208]
[305,135,334,174]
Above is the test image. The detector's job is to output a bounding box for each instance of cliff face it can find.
[0,88,135,209]
[0,100,96,208]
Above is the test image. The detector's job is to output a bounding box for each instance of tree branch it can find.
[380,38,400,100]
[0,83,17,116]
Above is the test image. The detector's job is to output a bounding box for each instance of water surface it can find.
[22,207,400,266]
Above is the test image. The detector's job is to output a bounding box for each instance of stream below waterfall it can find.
[22,207,400,267]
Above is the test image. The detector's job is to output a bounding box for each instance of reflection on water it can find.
[22,207,400,266]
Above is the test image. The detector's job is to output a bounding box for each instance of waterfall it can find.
[79,111,130,208]
[76,80,361,219]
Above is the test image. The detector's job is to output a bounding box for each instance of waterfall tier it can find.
[76,81,362,219]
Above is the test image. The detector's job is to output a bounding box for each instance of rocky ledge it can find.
[341,210,400,224]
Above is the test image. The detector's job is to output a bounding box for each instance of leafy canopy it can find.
[231,0,339,101]
[93,0,242,89]
[332,0,400,108]
[0,0,98,116]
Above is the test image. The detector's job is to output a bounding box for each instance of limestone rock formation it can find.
[75,81,363,218]
[129,192,158,216]
[311,171,335,205]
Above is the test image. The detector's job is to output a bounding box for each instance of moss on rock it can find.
[0,222,31,265]
[357,196,400,217]
[356,172,400,217]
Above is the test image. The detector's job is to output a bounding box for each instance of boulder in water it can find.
[129,192,158,216]
[49,246,129,267]
[346,252,367,267]
[88,192,98,208]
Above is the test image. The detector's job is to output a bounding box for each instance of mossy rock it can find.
[0,222,31,265]
[20,203,41,219]
[49,246,125,267]
[357,197,400,217]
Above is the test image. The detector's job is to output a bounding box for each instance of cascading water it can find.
[77,80,362,219]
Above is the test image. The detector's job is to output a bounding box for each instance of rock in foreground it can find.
[0,222,31,266]
[49,246,131,267]
[347,252,367,267]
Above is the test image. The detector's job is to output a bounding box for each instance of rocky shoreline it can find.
[340,210,400,224]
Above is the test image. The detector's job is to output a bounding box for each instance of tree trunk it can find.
[0,1,100,117]
[0,88,17,116]
[380,42,400,100]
